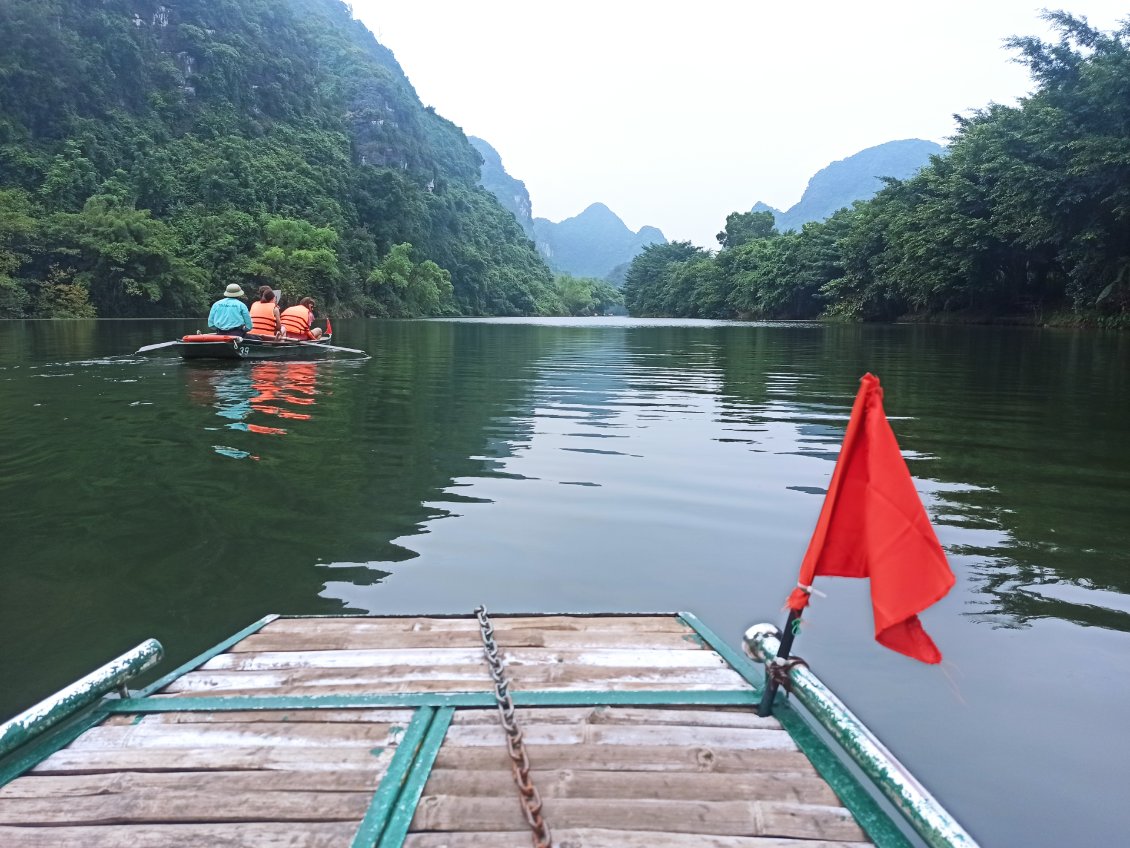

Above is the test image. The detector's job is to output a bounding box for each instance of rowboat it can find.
[135,324,367,360]
[0,610,978,847]
[176,333,342,360]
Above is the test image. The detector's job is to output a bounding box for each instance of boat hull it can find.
[177,335,336,360]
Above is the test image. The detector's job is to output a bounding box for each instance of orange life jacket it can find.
[249,300,279,335]
[280,305,313,338]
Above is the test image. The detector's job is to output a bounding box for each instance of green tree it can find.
[248,217,341,304]
[623,241,708,316]
[716,210,777,249]
[0,188,39,316]
[367,242,454,317]
[47,195,206,316]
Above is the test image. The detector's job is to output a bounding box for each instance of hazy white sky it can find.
[351,1,1126,247]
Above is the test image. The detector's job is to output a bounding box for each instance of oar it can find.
[301,341,368,355]
[135,340,181,353]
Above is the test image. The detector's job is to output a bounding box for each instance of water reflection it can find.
[185,362,323,456]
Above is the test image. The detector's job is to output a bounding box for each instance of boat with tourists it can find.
[135,320,368,360]
[0,609,977,847]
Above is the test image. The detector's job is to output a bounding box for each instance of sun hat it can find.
[223,283,244,298]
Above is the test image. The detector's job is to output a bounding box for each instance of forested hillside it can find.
[625,14,1130,326]
[0,0,562,318]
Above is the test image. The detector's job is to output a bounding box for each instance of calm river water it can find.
[1,317,1128,844]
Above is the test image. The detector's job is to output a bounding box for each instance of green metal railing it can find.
[0,638,164,760]
[743,623,979,848]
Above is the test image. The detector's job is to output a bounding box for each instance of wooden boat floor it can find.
[0,614,874,846]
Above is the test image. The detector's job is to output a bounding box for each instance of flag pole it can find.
[757,606,803,716]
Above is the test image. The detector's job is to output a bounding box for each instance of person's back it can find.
[280,297,323,340]
[249,286,281,338]
[208,284,252,336]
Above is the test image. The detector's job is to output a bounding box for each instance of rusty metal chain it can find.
[767,656,809,695]
[475,605,552,848]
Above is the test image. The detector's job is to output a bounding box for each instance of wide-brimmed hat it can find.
[223,284,244,298]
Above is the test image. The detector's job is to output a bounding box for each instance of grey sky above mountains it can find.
[355,1,1126,248]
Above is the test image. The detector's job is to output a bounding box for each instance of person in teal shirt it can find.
[208,284,253,336]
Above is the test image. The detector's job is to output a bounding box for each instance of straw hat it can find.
[223,284,244,298]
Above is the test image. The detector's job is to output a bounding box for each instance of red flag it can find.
[786,373,954,663]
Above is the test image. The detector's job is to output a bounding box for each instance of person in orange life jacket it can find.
[280,297,323,340]
[207,284,252,337]
[248,286,282,338]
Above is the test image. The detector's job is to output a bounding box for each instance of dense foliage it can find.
[625,13,1130,325]
[0,0,562,318]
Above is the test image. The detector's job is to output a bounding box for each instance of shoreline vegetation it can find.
[623,13,1130,330]
[1,4,1127,329]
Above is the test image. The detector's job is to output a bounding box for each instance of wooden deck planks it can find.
[0,822,358,847]
[450,705,780,729]
[202,646,728,671]
[0,614,880,846]
[4,705,401,844]
[410,796,867,841]
[159,665,750,696]
[0,788,373,826]
[410,704,867,844]
[64,721,405,751]
[0,769,384,798]
[422,768,840,805]
[403,830,872,847]
[235,627,704,652]
[432,743,818,775]
[255,615,694,635]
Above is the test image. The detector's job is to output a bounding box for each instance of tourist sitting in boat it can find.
[207,284,253,337]
[280,297,324,340]
[248,286,282,339]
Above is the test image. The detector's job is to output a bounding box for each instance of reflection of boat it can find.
[177,333,339,360]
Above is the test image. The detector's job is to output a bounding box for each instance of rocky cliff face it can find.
[756,139,945,232]
[469,137,535,238]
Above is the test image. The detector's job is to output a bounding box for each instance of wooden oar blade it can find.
[301,341,368,355]
[135,340,181,353]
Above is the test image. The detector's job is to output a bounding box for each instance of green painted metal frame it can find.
[377,707,454,848]
[0,616,278,788]
[0,709,107,788]
[774,699,914,848]
[677,611,912,848]
[0,639,163,760]
[136,614,278,696]
[677,611,767,693]
[105,689,759,714]
[351,706,436,848]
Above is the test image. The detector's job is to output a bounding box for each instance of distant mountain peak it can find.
[533,205,666,279]
[759,139,944,232]
[469,145,665,281]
